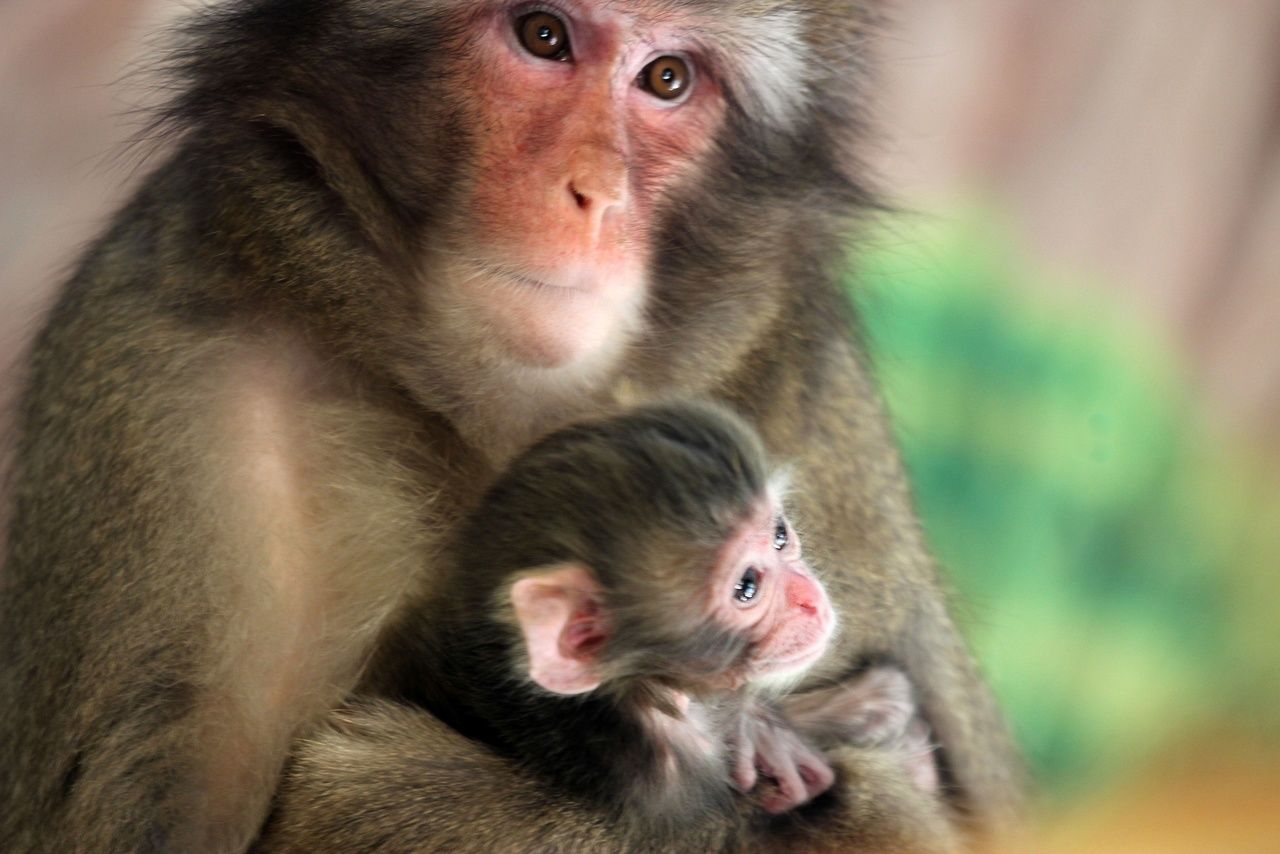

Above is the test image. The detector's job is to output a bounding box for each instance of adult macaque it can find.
[0,0,1021,852]
[379,402,935,840]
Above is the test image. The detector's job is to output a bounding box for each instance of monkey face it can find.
[708,500,837,686]
[424,1,728,372]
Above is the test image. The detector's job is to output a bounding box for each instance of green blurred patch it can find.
[849,214,1280,801]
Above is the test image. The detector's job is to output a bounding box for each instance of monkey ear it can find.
[509,563,608,696]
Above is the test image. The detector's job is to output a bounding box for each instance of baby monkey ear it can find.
[509,563,608,695]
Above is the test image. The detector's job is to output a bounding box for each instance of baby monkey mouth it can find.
[756,632,834,678]
[766,646,826,674]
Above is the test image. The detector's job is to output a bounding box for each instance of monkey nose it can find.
[787,575,821,614]
[565,143,626,237]
[567,177,625,235]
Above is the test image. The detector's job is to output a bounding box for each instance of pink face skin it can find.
[708,499,837,683]
[439,1,726,369]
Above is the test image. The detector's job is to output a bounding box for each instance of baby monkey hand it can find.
[784,665,940,793]
[731,700,836,814]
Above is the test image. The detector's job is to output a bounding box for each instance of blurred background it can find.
[2,1,1278,849]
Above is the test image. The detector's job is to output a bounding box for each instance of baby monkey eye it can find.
[772,518,788,550]
[639,55,690,100]
[733,566,761,605]
[517,11,571,61]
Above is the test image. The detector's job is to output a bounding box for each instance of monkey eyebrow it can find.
[689,10,811,129]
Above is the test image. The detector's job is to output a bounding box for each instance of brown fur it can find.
[0,1,1022,851]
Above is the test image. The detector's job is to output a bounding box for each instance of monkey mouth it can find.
[477,262,587,294]
[754,609,837,676]
[511,274,582,293]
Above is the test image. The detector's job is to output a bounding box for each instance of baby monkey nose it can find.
[786,573,822,614]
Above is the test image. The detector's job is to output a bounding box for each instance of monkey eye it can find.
[639,55,690,100]
[733,566,762,605]
[517,11,571,61]
[772,519,788,550]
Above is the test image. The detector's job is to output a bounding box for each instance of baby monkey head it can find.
[464,401,836,698]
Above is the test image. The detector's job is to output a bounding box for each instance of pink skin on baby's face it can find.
[706,499,836,686]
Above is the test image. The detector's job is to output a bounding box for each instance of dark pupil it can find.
[520,13,565,58]
[773,521,787,550]
[661,68,675,83]
[734,568,760,603]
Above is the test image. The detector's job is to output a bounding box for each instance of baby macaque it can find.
[384,402,932,836]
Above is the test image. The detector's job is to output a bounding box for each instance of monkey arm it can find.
[898,591,1028,835]
[730,698,836,814]
[256,701,630,853]
[257,701,960,854]
[766,745,963,854]
[783,667,919,748]
[783,666,941,794]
